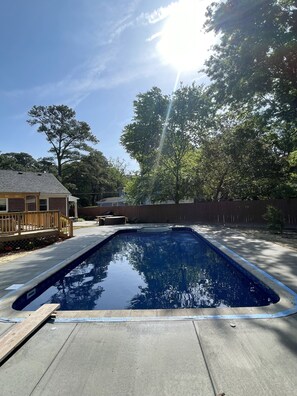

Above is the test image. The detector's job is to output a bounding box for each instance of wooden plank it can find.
[0,303,60,364]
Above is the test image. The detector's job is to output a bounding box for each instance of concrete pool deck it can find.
[0,223,297,395]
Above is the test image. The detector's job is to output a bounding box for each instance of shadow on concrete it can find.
[197,225,297,293]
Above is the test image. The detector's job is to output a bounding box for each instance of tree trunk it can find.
[57,157,62,178]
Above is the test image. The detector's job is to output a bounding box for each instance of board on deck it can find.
[0,303,60,364]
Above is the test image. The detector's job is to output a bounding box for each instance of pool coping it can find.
[1,225,297,323]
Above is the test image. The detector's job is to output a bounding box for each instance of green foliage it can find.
[120,87,168,173]
[121,84,213,203]
[263,205,284,233]
[122,79,292,204]
[107,158,130,193]
[0,152,41,172]
[124,174,151,205]
[27,105,99,177]
[63,150,127,206]
[204,0,297,153]
[0,152,58,175]
[36,156,58,175]
[198,111,287,200]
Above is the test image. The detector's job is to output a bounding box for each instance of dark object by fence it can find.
[96,215,127,226]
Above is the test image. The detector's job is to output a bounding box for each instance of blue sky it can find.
[0,0,214,171]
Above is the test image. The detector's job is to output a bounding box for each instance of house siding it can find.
[49,197,67,215]
[8,198,25,212]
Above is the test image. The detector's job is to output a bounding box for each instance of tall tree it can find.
[27,105,98,178]
[198,111,287,200]
[159,85,213,203]
[63,150,126,206]
[121,84,213,203]
[204,0,297,146]
[107,158,130,196]
[202,0,297,199]
[120,87,168,173]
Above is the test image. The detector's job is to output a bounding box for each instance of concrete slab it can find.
[0,323,76,395]
[0,323,13,336]
[195,315,297,395]
[195,225,297,293]
[0,224,297,395]
[30,321,215,396]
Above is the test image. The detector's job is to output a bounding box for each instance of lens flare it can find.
[157,0,214,72]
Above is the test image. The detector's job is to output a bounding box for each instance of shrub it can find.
[263,205,284,234]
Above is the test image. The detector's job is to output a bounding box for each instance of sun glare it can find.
[157,0,213,72]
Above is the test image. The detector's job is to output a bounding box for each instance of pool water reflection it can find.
[18,230,279,311]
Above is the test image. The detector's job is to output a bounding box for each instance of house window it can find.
[0,198,7,212]
[39,199,48,211]
[26,195,36,211]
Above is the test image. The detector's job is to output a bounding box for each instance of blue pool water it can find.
[14,229,279,311]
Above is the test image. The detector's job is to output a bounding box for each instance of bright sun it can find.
[157,0,214,72]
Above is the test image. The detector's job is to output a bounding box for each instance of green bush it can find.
[263,205,284,234]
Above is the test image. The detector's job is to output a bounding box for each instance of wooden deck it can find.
[0,211,73,243]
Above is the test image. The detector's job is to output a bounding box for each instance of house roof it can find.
[97,197,125,203]
[0,170,70,195]
[69,196,79,202]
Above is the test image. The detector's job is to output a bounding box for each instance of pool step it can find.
[138,226,172,233]
[0,303,60,364]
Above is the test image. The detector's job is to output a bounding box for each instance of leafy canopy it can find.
[27,105,99,177]
[204,0,297,128]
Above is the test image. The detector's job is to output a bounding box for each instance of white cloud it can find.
[146,31,162,42]
[137,2,178,25]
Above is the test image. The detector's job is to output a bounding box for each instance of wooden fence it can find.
[78,198,297,227]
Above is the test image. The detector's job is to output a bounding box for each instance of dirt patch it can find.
[0,238,64,264]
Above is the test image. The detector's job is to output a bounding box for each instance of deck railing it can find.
[59,214,74,238]
[0,211,73,238]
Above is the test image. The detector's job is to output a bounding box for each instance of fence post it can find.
[69,219,73,237]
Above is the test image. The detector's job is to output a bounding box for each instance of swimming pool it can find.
[13,227,279,311]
